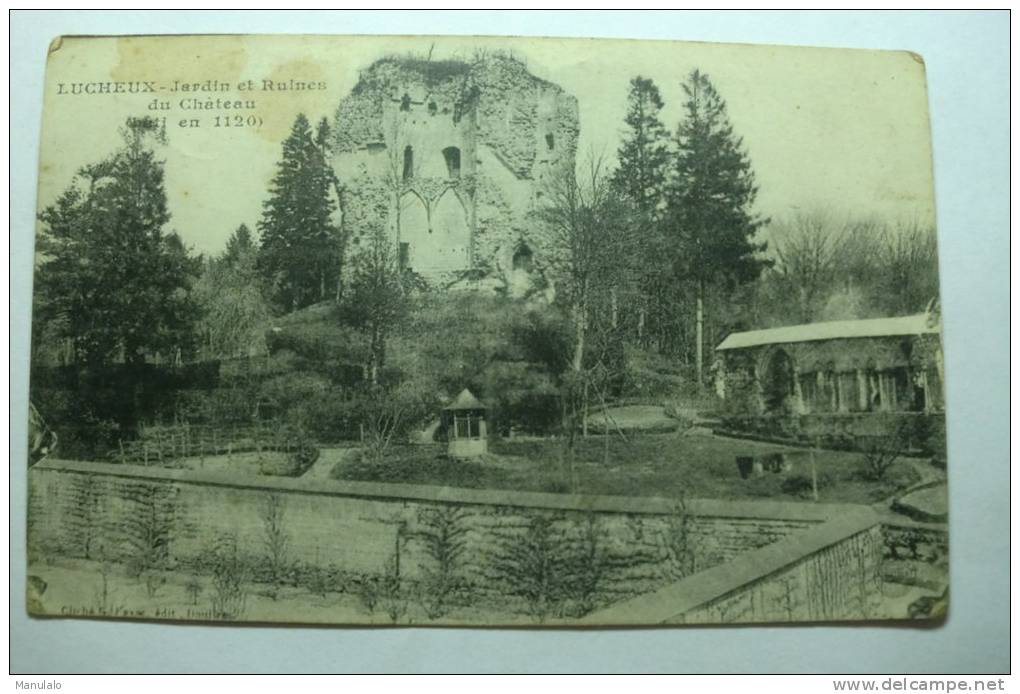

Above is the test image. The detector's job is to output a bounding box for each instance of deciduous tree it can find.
[35,116,200,367]
[539,156,639,464]
[340,227,409,385]
[193,224,273,359]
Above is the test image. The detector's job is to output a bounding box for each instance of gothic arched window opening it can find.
[403,145,414,181]
[513,244,533,272]
[442,146,461,179]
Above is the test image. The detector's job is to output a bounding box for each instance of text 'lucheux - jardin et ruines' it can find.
[55,78,327,130]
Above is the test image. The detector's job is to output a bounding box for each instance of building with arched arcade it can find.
[714,311,945,450]
[331,53,578,295]
[716,312,944,416]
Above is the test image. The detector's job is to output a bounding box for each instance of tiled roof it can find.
[717,314,939,351]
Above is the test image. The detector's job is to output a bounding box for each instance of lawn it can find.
[330,431,924,504]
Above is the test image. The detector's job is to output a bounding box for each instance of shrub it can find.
[480,361,562,435]
[258,371,331,416]
[781,470,834,499]
[185,577,203,605]
[351,550,408,621]
[659,500,696,580]
[559,515,611,617]
[206,535,248,620]
[488,514,565,621]
[859,435,904,481]
[334,447,500,489]
[391,293,568,434]
[287,389,364,442]
[356,574,382,614]
[285,438,319,476]
[260,494,289,591]
[621,366,681,401]
[265,319,369,368]
[417,506,470,619]
[488,513,618,620]
[540,480,571,495]
[256,425,319,477]
[662,401,695,432]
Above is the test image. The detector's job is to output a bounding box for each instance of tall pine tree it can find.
[665,69,769,387]
[611,76,673,348]
[222,223,255,268]
[612,76,671,215]
[257,113,339,311]
[314,116,350,304]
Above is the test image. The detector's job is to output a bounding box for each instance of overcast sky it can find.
[37,34,936,256]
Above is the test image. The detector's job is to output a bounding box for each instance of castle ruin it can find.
[332,53,579,295]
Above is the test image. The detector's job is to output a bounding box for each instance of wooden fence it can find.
[115,422,301,465]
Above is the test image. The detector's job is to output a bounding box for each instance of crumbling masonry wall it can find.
[332,54,579,291]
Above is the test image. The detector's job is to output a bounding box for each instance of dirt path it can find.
[908,459,946,487]
[303,447,360,480]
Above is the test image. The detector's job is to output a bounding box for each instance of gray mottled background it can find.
[10,10,1009,674]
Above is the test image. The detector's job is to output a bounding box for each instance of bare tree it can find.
[874,219,940,316]
[767,211,848,323]
[860,434,904,481]
[361,388,406,463]
[754,213,937,326]
[538,154,639,465]
[341,227,409,385]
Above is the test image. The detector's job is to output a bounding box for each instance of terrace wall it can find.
[583,508,888,624]
[27,460,853,599]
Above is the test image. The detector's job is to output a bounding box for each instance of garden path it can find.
[303,447,360,480]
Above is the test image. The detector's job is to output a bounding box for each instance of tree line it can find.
[31,69,938,454]
[550,70,938,394]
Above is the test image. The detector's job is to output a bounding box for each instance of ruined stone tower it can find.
[332,53,578,294]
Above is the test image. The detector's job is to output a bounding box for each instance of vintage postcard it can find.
[27,34,947,626]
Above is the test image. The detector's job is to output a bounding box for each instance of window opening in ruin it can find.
[428,101,437,116]
[403,146,414,181]
[800,371,817,413]
[512,244,533,273]
[400,93,411,111]
[399,242,410,271]
[443,146,461,179]
[762,349,795,414]
[545,133,555,151]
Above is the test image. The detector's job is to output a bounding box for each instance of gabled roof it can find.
[443,388,487,411]
[716,314,939,352]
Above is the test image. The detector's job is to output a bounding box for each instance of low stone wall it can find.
[27,459,853,604]
[883,520,948,564]
[715,412,945,456]
[880,518,949,592]
[583,508,887,624]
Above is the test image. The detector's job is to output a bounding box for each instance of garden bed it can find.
[330,432,922,504]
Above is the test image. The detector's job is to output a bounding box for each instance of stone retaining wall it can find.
[583,508,888,624]
[27,459,853,600]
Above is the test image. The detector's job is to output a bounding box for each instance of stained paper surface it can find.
[28,35,946,626]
